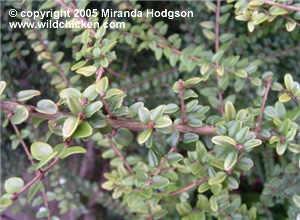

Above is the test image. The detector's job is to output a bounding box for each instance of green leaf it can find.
[76,65,97,77]
[148,150,158,167]
[0,196,12,209]
[284,74,294,92]
[95,76,109,93]
[30,141,53,160]
[224,151,238,171]
[137,129,152,145]
[35,99,57,114]
[0,81,6,95]
[277,119,290,135]
[212,136,237,147]
[84,101,103,118]
[164,103,179,114]
[152,175,169,189]
[150,105,166,121]
[208,171,227,185]
[168,152,183,164]
[225,102,236,120]
[183,133,199,143]
[253,13,268,25]
[186,100,198,113]
[226,176,239,189]
[269,6,288,16]
[72,121,93,138]
[5,177,24,194]
[286,21,296,32]
[104,88,123,99]
[243,139,262,149]
[27,181,42,203]
[17,90,41,102]
[235,127,249,143]
[198,182,210,193]
[60,146,86,159]
[183,89,198,100]
[60,88,81,99]
[89,112,107,128]
[67,96,83,115]
[167,131,180,146]
[276,142,287,155]
[115,128,133,146]
[10,105,29,124]
[279,93,291,103]
[293,195,300,208]
[183,77,203,86]
[71,60,87,71]
[62,116,80,138]
[138,107,151,124]
[154,117,172,128]
[238,157,253,170]
[153,210,168,220]
[36,151,58,169]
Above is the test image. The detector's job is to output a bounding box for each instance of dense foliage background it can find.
[1,0,300,219]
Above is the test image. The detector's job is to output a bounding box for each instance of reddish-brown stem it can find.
[42,189,51,220]
[1,100,272,141]
[147,202,153,220]
[10,122,35,166]
[282,15,300,27]
[11,142,70,200]
[263,0,300,12]
[132,175,209,196]
[191,160,208,169]
[255,76,272,132]
[102,98,114,118]
[105,67,132,80]
[55,0,96,35]
[95,67,104,83]
[178,79,187,124]
[10,121,51,220]
[267,45,300,59]
[120,68,178,91]
[146,146,176,186]
[125,1,173,48]
[180,4,197,45]
[105,135,136,177]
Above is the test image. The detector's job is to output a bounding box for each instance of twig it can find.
[55,0,96,35]
[0,100,272,141]
[180,4,197,45]
[105,67,132,80]
[11,141,70,200]
[178,79,188,124]
[146,146,176,186]
[147,202,153,220]
[263,0,300,12]
[255,76,272,132]
[104,135,136,177]
[95,66,104,83]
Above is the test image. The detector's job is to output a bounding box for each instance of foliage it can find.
[1,0,300,219]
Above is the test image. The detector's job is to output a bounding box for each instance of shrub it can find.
[1,0,300,219]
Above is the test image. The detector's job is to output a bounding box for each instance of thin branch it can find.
[146,146,176,186]
[263,0,300,12]
[255,76,272,132]
[9,121,51,220]
[147,202,153,220]
[0,100,272,141]
[104,135,136,177]
[105,67,132,80]
[178,79,187,124]
[95,67,104,83]
[11,142,70,200]
[55,0,96,35]
[267,45,300,58]
[180,4,197,45]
